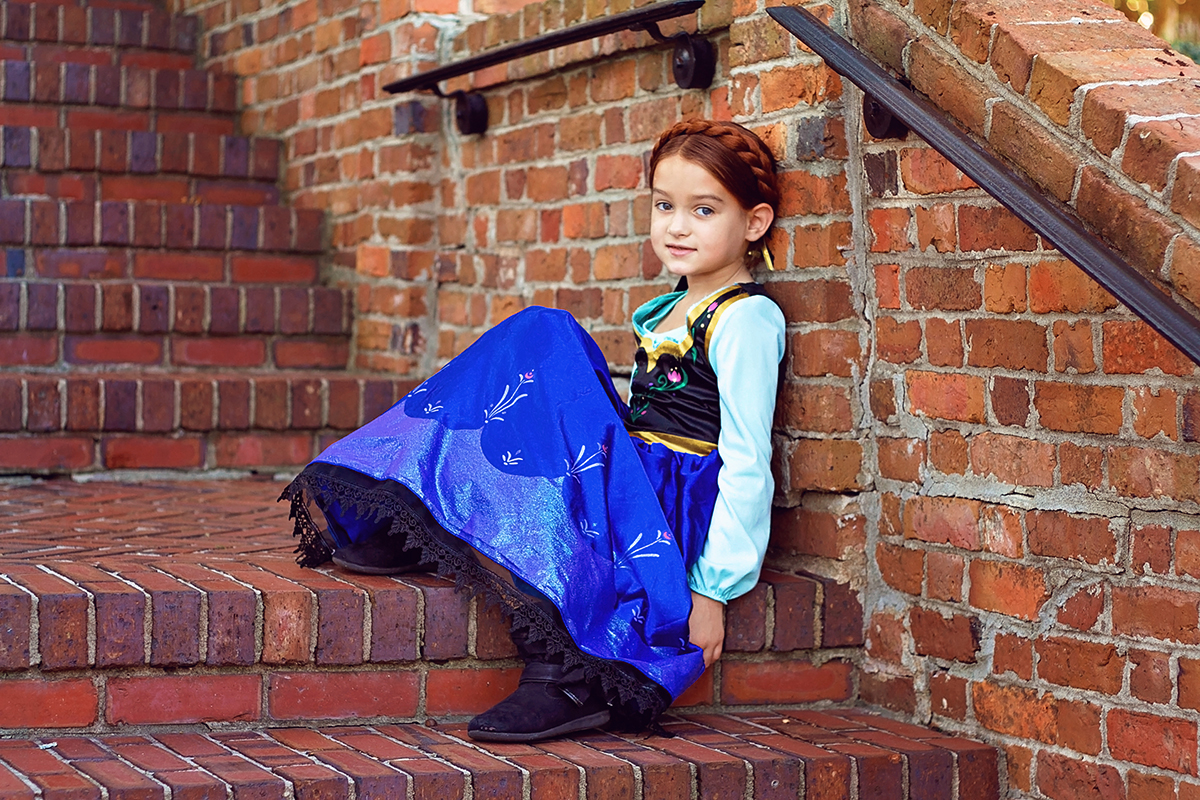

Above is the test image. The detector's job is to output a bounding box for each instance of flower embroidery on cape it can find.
[483,370,533,423]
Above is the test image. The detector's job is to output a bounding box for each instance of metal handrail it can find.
[383,0,713,133]
[768,5,1200,367]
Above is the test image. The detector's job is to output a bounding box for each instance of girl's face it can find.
[649,155,773,286]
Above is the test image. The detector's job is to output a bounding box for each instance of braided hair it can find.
[649,119,780,229]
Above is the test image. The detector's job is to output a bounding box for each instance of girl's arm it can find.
[688,295,787,607]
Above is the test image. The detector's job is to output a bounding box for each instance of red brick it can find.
[969,432,1054,487]
[174,337,266,368]
[1123,116,1200,192]
[787,438,864,491]
[904,495,980,550]
[868,207,911,252]
[1037,752,1123,800]
[0,437,93,470]
[906,371,985,423]
[906,267,980,311]
[877,436,924,482]
[926,551,964,602]
[926,317,964,367]
[1059,585,1104,632]
[103,437,204,469]
[965,319,1047,371]
[987,102,1079,202]
[876,317,921,364]
[1033,382,1123,434]
[876,541,922,596]
[1113,585,1200,644]
[758,62,841,114]
[232,255,318,283]
[929,430,968,475]
[721,660,853,704]
[107,675,261,724]
[959,205,1037,252]
[1035,636,1123,694]
[972,681,1055,743]
[1133,649,1173,705]
[910,608,978,662]
[1109,446,1200,503]
[1083,81,1200,157]
[908,39,988,134]
[424,668,521,716]
[134,253,224,281]
[1059,442,1104,489]
[984,263,1026,313]
[993,632,1033,680]
[1077,166,1180,277]
[969,560,1047,621]
[1109,708,1198,775]
[1103,319,1195,377]
[276,339,350,370]
[1028,510,1116,565]
[979,504,1023,558]
[0,679,98,728]
[66,335,162,366]
[1030,48,1192,127]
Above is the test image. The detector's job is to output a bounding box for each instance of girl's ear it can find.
[745,202,774,243]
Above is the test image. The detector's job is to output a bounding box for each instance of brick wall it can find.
[848,0,1200,797]
[169,0,1200,793]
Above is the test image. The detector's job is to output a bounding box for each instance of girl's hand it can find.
[688,591,726,669]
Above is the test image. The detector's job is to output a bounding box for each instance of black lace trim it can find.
[279,464,671,725]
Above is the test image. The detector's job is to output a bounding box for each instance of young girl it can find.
[282,119,785,742]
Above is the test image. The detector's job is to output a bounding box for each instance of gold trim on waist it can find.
[629,429,717,456]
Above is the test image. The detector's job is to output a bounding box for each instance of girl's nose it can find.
[667,211,689,236]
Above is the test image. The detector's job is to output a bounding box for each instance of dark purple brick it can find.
[223,136,249,177]
[146,11,171,49]
[26,283,57,330]
[260,205,290,251]
[412,576,468,660]
[0,589,32,669]
[278,287,308,334]
[160,133,188,173]
[90,7,116,45]
[94,65,120,106]
[197,204,226,249]
[0,200,25,244]
[244,287,274,333]
[4,62,30,102]
[117,9,143,46]
[100,201,130,246]
[229,205,259,250]
[165,203,195,249]
[725,582,767,652]
[772,576,818,651]
[139,285,169,333]
[27,378,61,432]
[5,249,24,277]
[155,71,181,109]
[182,70,207,111]
[210,286,239,334]
[0,283,18,331]
[363,380,395,422]
[64,284,96,333]
[174,16,199,52]
[211,74,236,112]
[130,131,157,173]
[104,380,137,432]
[0,378,20,430]
[63,62,90,103]
[3,126,32,168]
[93,584,146,667]
[5,2,31,39]
[66,201,95,246]
[312,289,345,335]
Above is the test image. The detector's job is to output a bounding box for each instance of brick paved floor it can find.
[0,478,293,562]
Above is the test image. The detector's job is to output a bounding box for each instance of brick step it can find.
[1,102,235,136]
[0,199,323,251]
[5,0,164,13]
[2,127,283,182]
[0,369,406,433]
[1,60,234,115]
[5,171,282,206]
[1,281,349,337]
[0,3,198,55]
[0,716,1000,800]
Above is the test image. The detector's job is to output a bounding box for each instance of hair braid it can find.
[650,120,779,213]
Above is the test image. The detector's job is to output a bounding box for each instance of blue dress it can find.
[283,288,774,722]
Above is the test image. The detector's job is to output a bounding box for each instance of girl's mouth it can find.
[666,245,694,257]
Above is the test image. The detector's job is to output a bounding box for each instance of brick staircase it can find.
[0,0,408,474]
[0,480,1000,798]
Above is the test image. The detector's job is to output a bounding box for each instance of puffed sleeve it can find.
[687,294,786,603]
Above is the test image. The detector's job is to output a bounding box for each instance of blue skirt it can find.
[282,307,718,719]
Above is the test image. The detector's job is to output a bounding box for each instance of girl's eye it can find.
[654,201,672,212]
[695,206,714,217]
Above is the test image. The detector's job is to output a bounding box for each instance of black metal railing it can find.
[384,0,714,135]
[769,5,1200,368]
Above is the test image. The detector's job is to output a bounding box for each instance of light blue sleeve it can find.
[687,295,786,603]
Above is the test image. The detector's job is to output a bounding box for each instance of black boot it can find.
[330,529,435,575]
[467,660,610,742]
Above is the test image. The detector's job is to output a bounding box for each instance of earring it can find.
[761,244,775,271]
